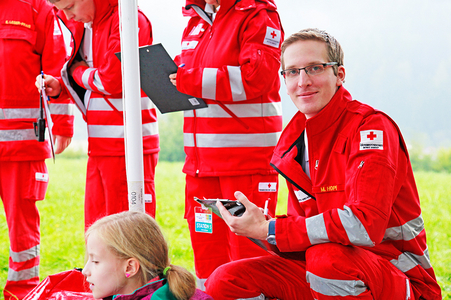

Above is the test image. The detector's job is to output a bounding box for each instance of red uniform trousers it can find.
[1,161,48,300]
[84,153,158,229]
[185,174,278,286]
[205,243,414,300]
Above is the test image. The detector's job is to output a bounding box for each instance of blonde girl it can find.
[82,211,213,300]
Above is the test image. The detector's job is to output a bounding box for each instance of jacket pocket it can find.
[25,162,49,201]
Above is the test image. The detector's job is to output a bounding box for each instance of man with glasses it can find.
[204,28,442,300]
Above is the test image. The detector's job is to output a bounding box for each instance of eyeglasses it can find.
[280,62,338,79]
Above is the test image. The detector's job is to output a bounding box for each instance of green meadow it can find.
[0,157,450,299]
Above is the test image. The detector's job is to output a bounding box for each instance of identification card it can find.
[195,206,213,233]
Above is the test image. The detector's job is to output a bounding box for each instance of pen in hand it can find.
[264,198,269,216]
[41,71,45,93]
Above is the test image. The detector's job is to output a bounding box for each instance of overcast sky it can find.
[72,1,451,147]
[136,0,451,147]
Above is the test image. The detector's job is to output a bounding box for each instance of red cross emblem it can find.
[367,131,377,140]
[271,31,277,39]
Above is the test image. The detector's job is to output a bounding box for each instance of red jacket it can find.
[176,0,283,177]
[0,0,74,161]
[57,0,159,157]
[271,87,441,299]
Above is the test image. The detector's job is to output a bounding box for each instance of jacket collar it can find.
[305,86,352,137]
[92,0,117,24]
[274,86,352,156]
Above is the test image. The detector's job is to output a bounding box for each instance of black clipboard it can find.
[115,44,207,114]
[194,197,305,261]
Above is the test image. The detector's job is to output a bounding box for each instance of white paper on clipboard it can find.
[41,88,55,161]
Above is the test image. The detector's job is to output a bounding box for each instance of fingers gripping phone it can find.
[194,197,246,217]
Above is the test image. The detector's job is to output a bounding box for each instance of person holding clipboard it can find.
[169,0,284,290]
[37,0,159,229]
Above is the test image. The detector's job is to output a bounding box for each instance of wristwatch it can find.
[267,220,276,245]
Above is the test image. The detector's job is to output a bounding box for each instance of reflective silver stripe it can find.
[0,129,37,141]
[383,215,424,242]
[10,245,39,262]
[81,67,94,89]
[306,271,367,296]
[48,103,75,115]
[227,65,247,101]
[82,68,109,95]
[390,249,432,273]
[184,132,280,148]
[406,278,411,300]
[0,108,39,119]
[93,71,109,94]
[88,122,158,138]
[88,97,155,112]
[337,206,374,247]
[306,214,330,244]
[8,266,39,282]
[184,102,282,118]
[202,68,218,99]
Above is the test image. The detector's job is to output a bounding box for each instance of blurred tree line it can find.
[409,143,451,173]
[158,111,185,162]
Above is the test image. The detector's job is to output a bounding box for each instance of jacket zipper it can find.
[353,161,365,202]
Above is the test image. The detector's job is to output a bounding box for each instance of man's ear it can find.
[125,258,140,277]
[336,65,346,86]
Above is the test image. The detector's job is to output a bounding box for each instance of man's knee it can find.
[205,260,242,298]
[305,243,357,275]
[205,257,273,300]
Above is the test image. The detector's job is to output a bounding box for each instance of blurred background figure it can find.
[170,0,284,289]
[41,0,159,229]
[0,0,74,298]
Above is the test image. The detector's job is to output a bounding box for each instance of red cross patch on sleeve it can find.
[360,130,383,150]
[263,27,281,48]
[258,182,277,192]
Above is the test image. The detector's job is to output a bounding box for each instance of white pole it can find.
[118,0,145,212]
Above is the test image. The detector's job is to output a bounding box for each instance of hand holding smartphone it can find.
[194,197,246,217]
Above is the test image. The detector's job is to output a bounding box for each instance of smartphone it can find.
[194,197,246,217]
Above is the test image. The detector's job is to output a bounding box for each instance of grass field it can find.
[0,157,450,299]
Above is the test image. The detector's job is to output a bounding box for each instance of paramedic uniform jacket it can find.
[0,0,74,161]
[270,86,442,300]
[176,0,283,177]
[57,0,159,157]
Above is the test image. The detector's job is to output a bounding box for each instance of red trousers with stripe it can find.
[84,154,158,229]
[205,243,414,300]
[185,174,278,282]
[1,161,48,300]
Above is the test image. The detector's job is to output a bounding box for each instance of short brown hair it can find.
[281,28,344,75]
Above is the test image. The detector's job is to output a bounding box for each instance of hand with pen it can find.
[216,191,272,241]
[169,64,184,87]
[34,73,72,154]
[35,74,62,98]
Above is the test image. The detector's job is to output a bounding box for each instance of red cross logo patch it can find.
[258,182,277,192]
[263,27,281,48]
[360,130,384,150]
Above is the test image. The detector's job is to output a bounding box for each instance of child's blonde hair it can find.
[85,211,196,300]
